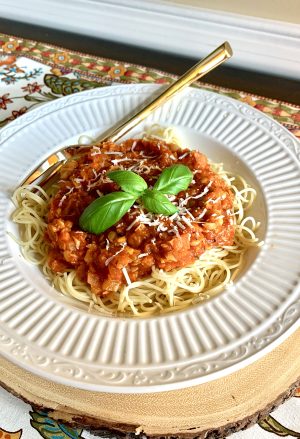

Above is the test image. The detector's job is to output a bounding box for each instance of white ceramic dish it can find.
[0,84,300,393]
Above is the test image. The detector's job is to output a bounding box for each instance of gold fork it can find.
[21,42,232,187]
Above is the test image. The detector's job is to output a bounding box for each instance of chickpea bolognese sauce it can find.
[11,131,262,316]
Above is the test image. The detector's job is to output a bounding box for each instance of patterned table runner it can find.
[0,33,300,439]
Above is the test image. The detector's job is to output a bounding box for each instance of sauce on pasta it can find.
[46,138,235,296]
[11,129,262,316]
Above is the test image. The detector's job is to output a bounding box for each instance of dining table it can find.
[0,17,300,439]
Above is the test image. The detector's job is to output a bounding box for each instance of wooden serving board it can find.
[1,328,300,438]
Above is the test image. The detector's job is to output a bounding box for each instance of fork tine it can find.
[39,161,66,188]
[20,44,232,189]
[21,151,67,186]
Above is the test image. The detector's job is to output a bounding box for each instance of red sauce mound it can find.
[46,138,235,296]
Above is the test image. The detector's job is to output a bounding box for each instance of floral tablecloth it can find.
[1,33,300,439]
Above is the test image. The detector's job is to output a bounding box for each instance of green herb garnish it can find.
[108,170,147,196]
[141,189,178,215]
[154,164,194,195]
[79,164,193,234]
[79,192,136,234]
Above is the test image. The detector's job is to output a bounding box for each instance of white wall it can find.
[168,0,300,24]
[1,0,300,79]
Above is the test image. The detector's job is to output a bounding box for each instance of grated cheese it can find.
[105,242,127,266]
[196,208,207,220]
[179,180,213,208]
[122,267,132,285]
[176,221,186,230]
[131,140,138,151]
[92,168,97,179]
[126,217,139,231]
[178,152,189,159]
[73,177,84,184]
[206,194,226,204]
[105,151,123,155]
[111,157,129,166]
[185,209,195,221]
[181,216,193,228]
[157,223,168,232]
[169,212,179,221]
[138,252,149,259]
[90,146,101,156]
[168,225,180,236]
[140,151,156,159]
[58,187,74,207]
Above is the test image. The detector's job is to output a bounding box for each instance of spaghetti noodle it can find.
[11,130,262,317]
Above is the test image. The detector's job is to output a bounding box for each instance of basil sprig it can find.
[79,192,136,234]
[108,170,147,195]
[141,189,178,215]
[154,164,193,195]
[79,164,192,234]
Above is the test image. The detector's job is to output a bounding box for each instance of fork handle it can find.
[97,41,232,144]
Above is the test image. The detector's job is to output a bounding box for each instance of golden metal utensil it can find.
[21,41,232,186]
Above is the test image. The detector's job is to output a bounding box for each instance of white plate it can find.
[0,84,300,393]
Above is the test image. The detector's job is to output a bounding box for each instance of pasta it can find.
[11,129,262,317]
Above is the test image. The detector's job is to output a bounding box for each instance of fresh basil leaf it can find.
[153,164,193,195]
[79,191,136,234]
[141,189,178,215]
[107,170,148,195]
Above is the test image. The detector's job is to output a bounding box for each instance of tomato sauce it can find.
[46,138,235,296]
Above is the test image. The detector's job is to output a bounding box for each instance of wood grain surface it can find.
[1,18,300,438]
[1,328,300,438]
